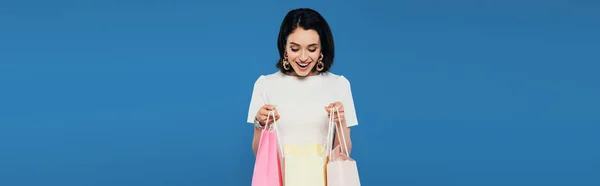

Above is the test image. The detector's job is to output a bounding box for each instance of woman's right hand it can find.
[255,104,280,126]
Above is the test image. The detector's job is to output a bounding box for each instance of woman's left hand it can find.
[325,102,345,125]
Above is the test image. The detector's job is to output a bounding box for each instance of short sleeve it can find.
[247,75,266,124]
[338,76,359,127]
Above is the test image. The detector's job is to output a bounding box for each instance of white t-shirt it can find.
[246,71,359,146]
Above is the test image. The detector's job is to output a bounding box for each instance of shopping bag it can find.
[251,111,283,186]
[282,144,328,186]
[326,107,361,186]
[282,111,336,186]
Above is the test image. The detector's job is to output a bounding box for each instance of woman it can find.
[246,8,358,157]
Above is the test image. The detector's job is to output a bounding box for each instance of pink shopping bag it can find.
[252,111,283,186]
[326,107,361,186]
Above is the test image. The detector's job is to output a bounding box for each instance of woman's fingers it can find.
[332,111,345,123]
[263,104,276,111]
[257,115,265,124]
[260,105,276,114]
[327,102,345,124]
[262,105,280,124]
[326,102,344,113]
[259,105,277,115]
[333,102,344,112]
[255,104,280,126]
[259,109,270,117]
[267,114,280,124]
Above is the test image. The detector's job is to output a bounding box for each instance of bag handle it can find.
[261,92,284,157]
[265,109,284,158]
[326,108,336,160]
[335,106,350,155]
[325,107,336,159]
[329,106,350,160]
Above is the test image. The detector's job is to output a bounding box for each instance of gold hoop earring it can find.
[316,54,324,71]
[282,52,291,71]
[283,61,291,70]
[316,60,324,71]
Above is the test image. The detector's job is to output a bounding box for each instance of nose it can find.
[299,51,309,61]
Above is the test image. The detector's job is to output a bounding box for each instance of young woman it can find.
[246,8,359,157]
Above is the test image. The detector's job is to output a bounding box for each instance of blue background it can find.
[1,0,599,185]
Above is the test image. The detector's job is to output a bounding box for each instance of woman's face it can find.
[285,27,322,77]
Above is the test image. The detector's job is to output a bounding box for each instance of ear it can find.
[319,53,324,60]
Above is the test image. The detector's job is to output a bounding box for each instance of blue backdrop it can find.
[1,0,599,185]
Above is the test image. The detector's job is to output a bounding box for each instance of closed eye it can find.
[289,42,319,53]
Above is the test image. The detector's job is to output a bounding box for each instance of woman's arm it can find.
[333,122,353,155]
[252,126,262,156]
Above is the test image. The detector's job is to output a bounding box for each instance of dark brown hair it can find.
[276,8,335,74]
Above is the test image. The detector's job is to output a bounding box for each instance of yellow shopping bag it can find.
[282,114,336,186]
[282,143,328,186]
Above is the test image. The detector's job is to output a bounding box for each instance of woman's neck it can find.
[286,71,319,77]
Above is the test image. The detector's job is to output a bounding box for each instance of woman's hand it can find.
[255,104,280,126]
[325,102,345,125]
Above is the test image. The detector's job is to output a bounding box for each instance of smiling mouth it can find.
[297,62,310,68]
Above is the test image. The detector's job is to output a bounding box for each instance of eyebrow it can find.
[290,42,319,47]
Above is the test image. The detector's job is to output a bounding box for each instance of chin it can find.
[292,71,309,77]
[293,67,316,77]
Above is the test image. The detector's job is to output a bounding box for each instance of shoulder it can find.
[322,72,352,88]
[252,71,284,86]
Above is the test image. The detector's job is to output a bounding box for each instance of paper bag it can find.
[282,143,328,186]
[252,111,283,186]
[282,109,337,186]
[326,107,361,186]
